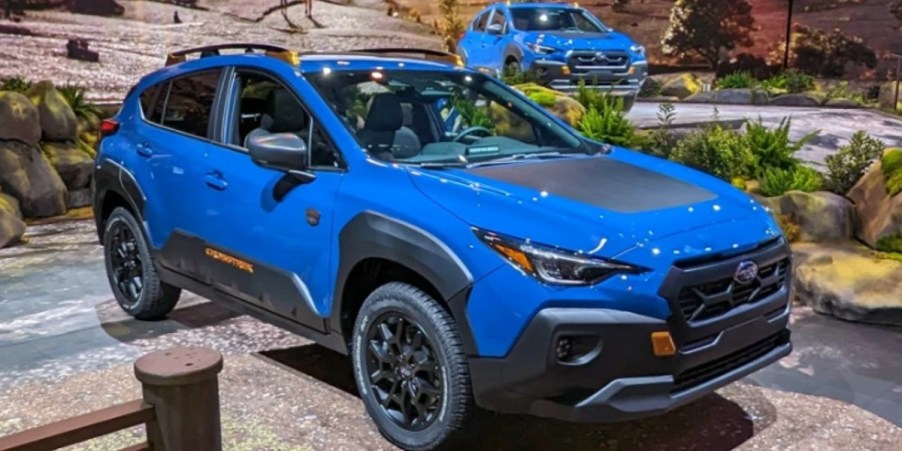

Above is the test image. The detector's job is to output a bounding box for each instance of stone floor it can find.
[1,220,901,449]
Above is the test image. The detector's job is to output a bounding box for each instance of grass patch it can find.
[876,234,902,253]
[880,148,902,196]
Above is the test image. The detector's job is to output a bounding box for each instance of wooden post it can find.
[134,347,224,450]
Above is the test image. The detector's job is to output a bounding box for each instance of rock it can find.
[0,140,67,218]
[659,73,702,100]
[511,83,586,127]
[769,93,824,107]
[879,81,901,111]
[27,81,79,142]
[684,88,770,105]
[42,141,93,190]
[847,149,902,249]
[642,96,681,103]
[793,242,902,327]
[67,188,92,209]
[66,0,125,17]
[825,98,860,109]
[0,190,26,248]
[0,92,41,145]
[66,39,100,63]
[761,191,854,242]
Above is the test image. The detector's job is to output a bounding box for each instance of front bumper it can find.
[468,239,793,422]
[529,59,647,95]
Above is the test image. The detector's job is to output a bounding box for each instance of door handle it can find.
[136,143,152,157]
[204,172,228,191]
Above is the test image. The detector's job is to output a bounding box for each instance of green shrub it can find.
[783,70,815,94]
[1,77,32,93]
[577,101,636,147]
[576,81,612,112]
[881,149,902,196]
[744,117,818,175]
[669,124,751,181]
[637,102,678,158]
[876,234,902,253]
[715,71,757,89]
[758,166,823,197]
[58,82,102,121]
[452,94,493,130]
[502,67,541,85]
[526,90,557,108]
[824,131,886,194]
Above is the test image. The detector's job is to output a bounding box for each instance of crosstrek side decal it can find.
[205,247,255,274]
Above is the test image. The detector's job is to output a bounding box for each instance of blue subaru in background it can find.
[94,43,791,450]
[458,2,648,110]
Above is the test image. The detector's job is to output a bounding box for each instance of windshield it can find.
[511,8,606,32]
[305,69,587,165]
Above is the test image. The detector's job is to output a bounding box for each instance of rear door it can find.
[460,9,490,68]
[135,69,224,283]
[481,8,513,75]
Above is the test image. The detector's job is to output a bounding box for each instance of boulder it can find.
[684,88,769,105]
[67,188,92,209]
[879,81,901,111]
[513,83,585,126]
[847,149,902,249]
[0,190,26,248]
[760,191,855,242]
[41,141,93,190]
[825,98,860,109]
[0,92,41,145]
[659,73,702,100]
[66,39,100,63]
[27,81,79,142]
[769,93,824,107]
[0,140,67,218]
[793,242,902,327]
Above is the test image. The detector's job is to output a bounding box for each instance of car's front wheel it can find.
[352,283,474,450]
[102,207,181,320]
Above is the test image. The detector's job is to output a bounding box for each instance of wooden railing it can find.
[0,347,224,451]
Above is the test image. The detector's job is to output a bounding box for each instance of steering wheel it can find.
[452,126,493,143]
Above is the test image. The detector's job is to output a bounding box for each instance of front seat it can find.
[243,88,308,148]
[358,93,421,159]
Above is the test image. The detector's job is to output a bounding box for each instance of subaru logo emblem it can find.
[734,261,758,285]
[595,51,606,60]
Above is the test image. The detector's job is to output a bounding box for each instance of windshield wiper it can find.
[417,161,469,169]
[467,151,569,168]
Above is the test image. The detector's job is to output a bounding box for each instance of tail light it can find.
[99,119,119,137]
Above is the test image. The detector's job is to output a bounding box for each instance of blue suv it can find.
[458,2,648,110]
[94,43,791,450]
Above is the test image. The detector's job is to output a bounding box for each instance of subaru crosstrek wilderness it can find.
[458,2,648,111]
[94,43,792,450]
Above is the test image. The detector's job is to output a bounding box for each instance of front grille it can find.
[677,258,789,322]
[671,331,789,393]
[568,50,629,71]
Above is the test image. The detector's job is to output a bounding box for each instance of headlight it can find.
[527,43,558,54]
[630,44,646,56]
[474,228,647,286]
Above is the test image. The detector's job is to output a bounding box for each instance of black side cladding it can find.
[332,211,479,354]
[466,157,716,213]
[93,159,147,242]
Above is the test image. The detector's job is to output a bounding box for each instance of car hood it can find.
[527,31,634,51]
[407,149,779,259]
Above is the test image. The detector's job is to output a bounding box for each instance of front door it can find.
[481,8,511,75]
[197,67,346,332]
[460,10,490,69]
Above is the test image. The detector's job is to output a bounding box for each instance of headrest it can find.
[263,88,307,133]
[364,93,403,132]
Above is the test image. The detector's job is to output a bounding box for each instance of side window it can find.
[138,85,159,120]
[473,11,489,31]
[489,10,506,32]
[232,70,342,169]
[160,69,221,138]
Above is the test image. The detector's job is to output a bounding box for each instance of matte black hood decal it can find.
[466,157,716,213]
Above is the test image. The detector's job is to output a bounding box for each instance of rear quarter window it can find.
[139,84,164,123]
[158,69,222,138]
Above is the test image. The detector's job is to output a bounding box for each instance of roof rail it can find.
[164,43,300,66]
[349,48,464,66]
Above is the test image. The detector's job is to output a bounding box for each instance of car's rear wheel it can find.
[103,207,180,320]
[352,283,474,450]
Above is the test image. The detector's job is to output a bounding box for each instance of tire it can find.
[503,58,520,78]
[352,283,474,451]
[102,207,181,320]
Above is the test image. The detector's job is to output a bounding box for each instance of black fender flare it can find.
[504,44,525,68]
[331,211,479,355]
[93,159,146,242]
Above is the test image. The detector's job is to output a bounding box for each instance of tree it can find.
[769,24,877,78]
[662,0,756,69]
[439,0,465,52]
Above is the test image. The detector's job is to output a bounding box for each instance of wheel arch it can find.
[331,212,478,355]
[93,159,146,242]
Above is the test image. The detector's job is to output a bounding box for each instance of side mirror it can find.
[247,132,310,174]
[486,23,503,35]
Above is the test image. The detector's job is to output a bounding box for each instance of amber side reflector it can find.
[651,331,676,357]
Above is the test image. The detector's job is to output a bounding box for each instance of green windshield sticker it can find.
[467,145,501,156]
